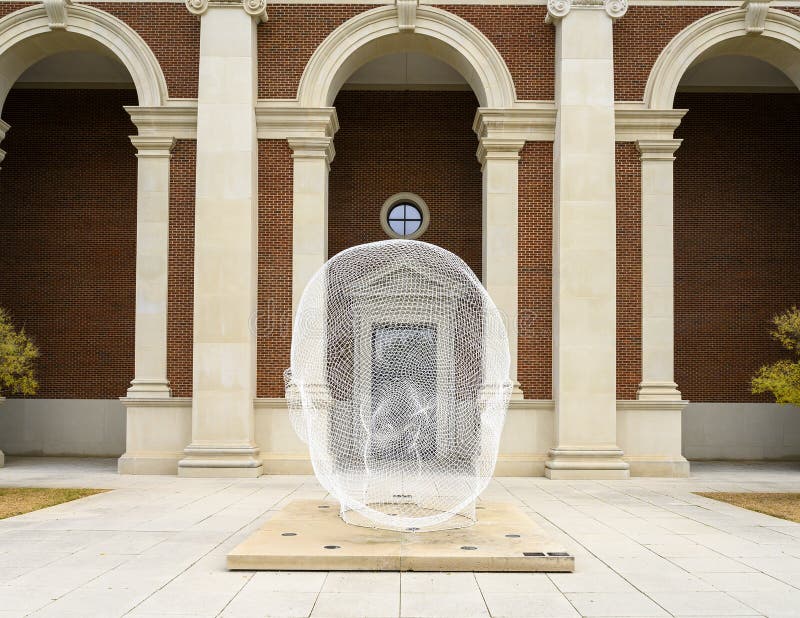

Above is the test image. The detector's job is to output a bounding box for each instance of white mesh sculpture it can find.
[285,240,512,532]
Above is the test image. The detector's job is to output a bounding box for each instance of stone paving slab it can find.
[0,457,798,617]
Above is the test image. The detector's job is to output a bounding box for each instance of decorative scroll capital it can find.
[742,0,771,34]
[397,0,418,32]
[43,0,73,29]
[185,0,267,23]
[546,0,628,23]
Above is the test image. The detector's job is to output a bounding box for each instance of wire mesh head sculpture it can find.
[285,240,512,531]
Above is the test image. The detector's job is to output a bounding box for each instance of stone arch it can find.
[0,3,168,114]
[645,7,800,109]
[296,5,517,108]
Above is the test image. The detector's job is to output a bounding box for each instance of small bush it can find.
[752,306,800,406]
[0,308,38,396]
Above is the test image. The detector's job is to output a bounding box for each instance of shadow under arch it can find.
[645,7,800,109]
[0,3,168,115]
[296,5,516,109]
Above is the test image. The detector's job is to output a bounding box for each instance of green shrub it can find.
[0,308,38,396]
[752,306,800,406]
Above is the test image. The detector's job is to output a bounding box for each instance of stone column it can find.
[288,137,334,314]
[637,139,683,401]
[127,136,175,398]
[178,0,267,477]
[545,0,629,479]
[477,137,524,399]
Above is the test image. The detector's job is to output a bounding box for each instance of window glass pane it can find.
[405,219,421,235]
[388,205,405,220]
[389,220,405,235]
[405,205,422,221]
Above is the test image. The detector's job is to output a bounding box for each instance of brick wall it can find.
[674,93,800,402]
[613,6,721,102]
[167,140,196,398]
[0,2,32,19]
[87,2,200,99]
[257,5,554,101]
[0,88,137,399]
[616,142,642,400]
[257,140,293,398]
[518,142,552,399]
[328,90,482,277]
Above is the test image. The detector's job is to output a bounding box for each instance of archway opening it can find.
[673,46,800,458]
[328,52,483,279]
[0,47,138,457]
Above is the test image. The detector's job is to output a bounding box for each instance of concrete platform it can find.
[227,500,575,572]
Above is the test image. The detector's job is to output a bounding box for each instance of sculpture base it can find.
[227,500,574,572]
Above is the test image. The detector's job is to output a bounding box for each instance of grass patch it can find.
[0,487,107,519]
[696,492,800,524]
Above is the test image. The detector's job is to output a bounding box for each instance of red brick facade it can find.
[257,140,294,398]
[615,142,642,400]
[328,90,483,278]
[0,88,137,399]
[87,2,200,99]
[613,6,720,102]
[674,93,800,403]
[167,140,196,398]
[518,142,553,399]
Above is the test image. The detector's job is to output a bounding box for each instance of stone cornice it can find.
[636,138,682,160]
[473,104,556,143]
[614,107,687,141]
[125,101,198,139]
[288,136,336,163]
[255,103,339,140]
[185,0,268,22]
[130,136,177,157]
[545,0,628,23]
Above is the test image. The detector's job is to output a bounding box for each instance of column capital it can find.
[0,118,9,168]
[130,136,177,158]
[185,0,267,23]
[636,138,682,161]
[288,136,336,164]
[546,0,627,23]
[476,137,525,167]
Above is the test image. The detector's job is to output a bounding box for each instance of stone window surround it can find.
[380,192,430,240]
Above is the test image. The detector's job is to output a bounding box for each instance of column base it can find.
[544,447,630,479]
[127,379,172,398]
[178,444,263,478]
[118,451,182,475]
[510,381,524,401]
[0,449,4,468]
[637,381,682,401]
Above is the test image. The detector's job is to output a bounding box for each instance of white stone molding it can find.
[125,101,199,139]
[178,4,263,477]
[476,136,525,399]
[288,136,334,314]
[397,0,419,31]
[0,117,8,169]
[296,5,516,108]
[545,0,628,23]
[614,106,687,141]
[186,0,268,22]
[636,138,683,403]
[644,7,800,109]
[473,104,557,143]
[0,3,169,113]
[256,103,339,140]
[43,0,72,29]
[126,136,175,400]
[546,4,628,479]
[743,0,772,33]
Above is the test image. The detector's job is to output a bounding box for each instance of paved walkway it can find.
[1,458,799,617]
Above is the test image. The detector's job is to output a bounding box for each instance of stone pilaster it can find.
[546,0,629,479]
[127,136,175,398]
[178,0,263,477]
[637,139,683,402]
[477,137,525,399]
